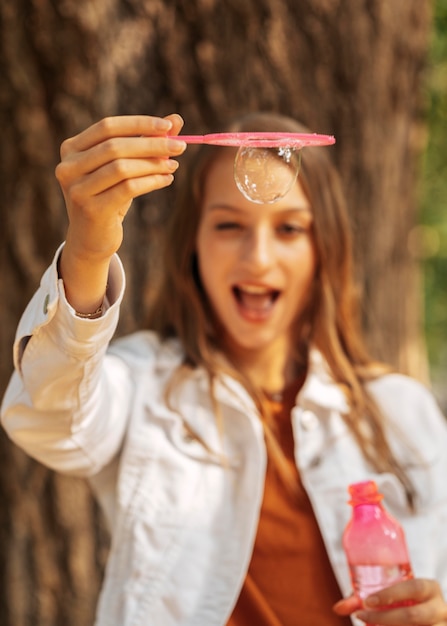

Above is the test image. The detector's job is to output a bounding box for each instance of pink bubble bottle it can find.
[342,480,414,604]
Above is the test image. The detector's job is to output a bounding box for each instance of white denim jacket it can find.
[2,247,447,626]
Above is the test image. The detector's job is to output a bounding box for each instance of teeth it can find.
[238,285,271,295]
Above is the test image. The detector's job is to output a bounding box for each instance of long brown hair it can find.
[148,111,416,508]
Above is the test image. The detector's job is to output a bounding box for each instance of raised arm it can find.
[1,114,186,477]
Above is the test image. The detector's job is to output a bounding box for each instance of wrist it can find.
[58,245,111,314]
[74,301,106,319]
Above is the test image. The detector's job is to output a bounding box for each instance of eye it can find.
[276,222,307,236]
[214,221,243,231]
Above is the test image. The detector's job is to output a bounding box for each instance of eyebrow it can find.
[206,203,312,214]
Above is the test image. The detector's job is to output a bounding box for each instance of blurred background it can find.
[0,1,445,624]
[421,1,447,408]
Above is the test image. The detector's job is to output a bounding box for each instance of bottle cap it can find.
[348,480,383,505]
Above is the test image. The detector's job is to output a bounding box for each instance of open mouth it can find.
[232,285,281,316]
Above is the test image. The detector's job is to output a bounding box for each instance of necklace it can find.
[264,390,284,403]
[263,370,307,405]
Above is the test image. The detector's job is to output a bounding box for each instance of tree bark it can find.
[0,0,432,623]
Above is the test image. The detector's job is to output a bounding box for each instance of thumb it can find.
[333,594,363,616]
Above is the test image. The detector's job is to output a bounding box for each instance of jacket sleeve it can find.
[0,244,132,477]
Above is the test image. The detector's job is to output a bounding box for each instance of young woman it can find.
[2,112,447,626]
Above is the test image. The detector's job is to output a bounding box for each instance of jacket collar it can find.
[298,349,350,414]
[154,337,349,416]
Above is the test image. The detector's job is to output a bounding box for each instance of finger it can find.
[356,597,444,626]
[70,157,179,200]
[357,579,447,626]
[333,595,363,616]
[164,113,185,137]
[69,172,176,221]
[61,115,175,156]
[89,174,174,212]
[56,136,186,186]
[364,578,441,609]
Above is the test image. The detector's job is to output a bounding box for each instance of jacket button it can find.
[300,410,319,431]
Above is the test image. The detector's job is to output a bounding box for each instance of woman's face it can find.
[196,150,317,361]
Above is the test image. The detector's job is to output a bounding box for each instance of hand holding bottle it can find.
[333,481,447,625]
[333,577,447,625]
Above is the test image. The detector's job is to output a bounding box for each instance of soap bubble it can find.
[233,145,301,204]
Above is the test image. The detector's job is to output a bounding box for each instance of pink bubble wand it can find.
[168,131,335,148]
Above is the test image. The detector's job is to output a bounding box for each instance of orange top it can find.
[227,379,351,626]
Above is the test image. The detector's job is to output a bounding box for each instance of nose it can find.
[241,226,274,273]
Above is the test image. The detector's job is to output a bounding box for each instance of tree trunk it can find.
[0,0,432,623]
